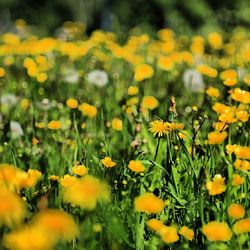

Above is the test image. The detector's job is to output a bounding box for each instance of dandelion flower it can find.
[141,96,158,110]
[149,120,168,137]
[0,188,26,227]
[202,221,232,241]
[101,157,116,168]
[60,175,77,187]
[159,225,179,244]
[233,218,250,234]
[147,219,164,231]
[206,87,220,98]
[134,64,154,82]
[228,204,245,219]
[127,86,138,95]
[32,209,79,242]
[78,103,97,118]
[63,175,110,210]
[179,226,194,241]
[134,193,165,213]
[87,70,108,87]
[232,174,244,186]
[111,118,123,131]
[48,120,61,130]
[66,98,78,109]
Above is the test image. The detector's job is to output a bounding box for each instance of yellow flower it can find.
[208,32,223,49]
[206,87,220,98]
[66,98,78,109]
[141,96,158,110]
[20,98,30,110]
[179,226,194,241]
[236,110,249,122]
[134,64,154,81]
[243,74,250,86]
[0,67,6,78]
[72,165,88,176]
[202,221,232,241]
[19,169,42,188]
[32,209,79,242]
[223,78,237,86]
[35,122,46,129]
[147,219,164,231]
[63,175,110,210]
[228,204,245,219]
[101,157,116,168]
[3,225,54,250]
[230,88,250,104]
[32,137,39,146]
[233,145,250,159]
[48,120,61,130]
[128,160,145,172]
[111,118,123,131]
[234,159,250,171]
[157,56,174,71]
[207,131,227,144]
[149,120,168,137]
[206,174,226,195]
[37,72,48,83]
[232,174,244,186]
[60,175,77,187]
[220,69,237,80]
[167,122,184,131]
[134,193,165,213]
[196,64,217,78]
[233,218,250,234]
[159,225,179,244]
[178,130,189,140]
[78,103,97,118]
[0,188,26,227]
[127,85,138,95]
[214,122,228,131]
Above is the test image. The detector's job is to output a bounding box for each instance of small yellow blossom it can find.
[101,157,116,168]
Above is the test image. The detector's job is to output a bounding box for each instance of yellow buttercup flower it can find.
[101,157,116,168]
[127,85,138,95]
[206,87,220,98]
[230,88,250,104]
[232,174,244,186]
[128,160,145,172]
[206,174,226,195]
[72,165,88,176]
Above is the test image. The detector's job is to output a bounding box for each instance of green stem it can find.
[154,137,161,162]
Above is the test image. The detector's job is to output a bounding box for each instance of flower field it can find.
[0,21,250,250]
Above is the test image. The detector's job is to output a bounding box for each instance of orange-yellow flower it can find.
[0,188,26,227]
[230,88,250,104]
[149,120,168,137]
[48,120,61,130]
[127,85,138,95]
[159,225,179,244]
[179,226,194,241]
[147,219,164,231]
[66,98,78,109]
[72,165,88,176]
[206,174,226,195]
[134,193,165,213]
[101,157,116,168]
[233,218,250,234]
[134,64,154,81]
[207,131,227,144]
[232,174,244,186]
[141,96,158,110]
[128,160,145,172]
[202,221,232,241]
[78,103,97,118]
[228,204,245,219]
[63,175,110,210]
[111,118,123,131]
[236,110,249,122]
[234,159,250,171]
[206,87,220,98]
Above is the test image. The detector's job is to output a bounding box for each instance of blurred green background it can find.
[1,0,250,35]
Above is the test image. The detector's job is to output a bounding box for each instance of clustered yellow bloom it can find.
[206,174,226,195]
[128,160,145,172]
[78,102,97,118]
